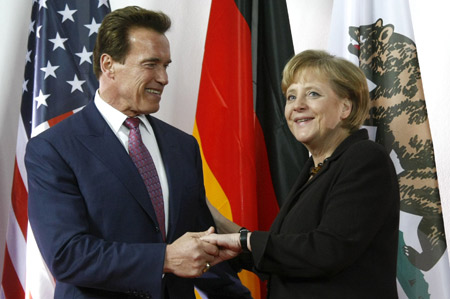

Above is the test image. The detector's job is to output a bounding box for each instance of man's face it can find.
[108,27,171,116]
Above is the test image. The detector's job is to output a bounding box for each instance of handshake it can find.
[163,227,248,277]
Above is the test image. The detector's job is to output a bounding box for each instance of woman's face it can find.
[284,71,352,152]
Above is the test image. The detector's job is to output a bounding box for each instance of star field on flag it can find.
[21,0,110,137]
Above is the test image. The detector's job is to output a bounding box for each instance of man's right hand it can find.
[163,227,218,277]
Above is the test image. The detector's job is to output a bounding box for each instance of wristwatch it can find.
[239,227,250,253]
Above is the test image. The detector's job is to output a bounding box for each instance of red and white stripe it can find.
[1,108,80,299]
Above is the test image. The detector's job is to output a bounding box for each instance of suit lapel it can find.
[75,102,159,226]
[148,116,183,242]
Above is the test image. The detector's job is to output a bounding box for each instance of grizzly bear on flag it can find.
[348,18,445,272]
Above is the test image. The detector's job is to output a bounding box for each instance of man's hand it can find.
[163,227,218,277]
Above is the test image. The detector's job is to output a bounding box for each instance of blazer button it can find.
[155,227,160,232]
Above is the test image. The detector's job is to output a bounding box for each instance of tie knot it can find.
[124,117,140,129]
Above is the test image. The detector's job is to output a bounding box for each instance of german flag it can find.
[194,0,308,297]
[193,0,277,297]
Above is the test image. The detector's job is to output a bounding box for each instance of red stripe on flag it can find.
[47,110,74,127]
[11,159,28,238]
[2,245,25,299]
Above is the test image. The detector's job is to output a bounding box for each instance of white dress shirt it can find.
[94,91,169,233]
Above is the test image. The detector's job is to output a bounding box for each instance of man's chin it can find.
[141,104,160,115]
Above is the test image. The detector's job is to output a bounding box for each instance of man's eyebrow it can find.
[143,57,172,64]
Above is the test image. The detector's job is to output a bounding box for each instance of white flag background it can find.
[1,1,449,299]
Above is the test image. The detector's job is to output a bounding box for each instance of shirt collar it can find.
[94,90,151,134]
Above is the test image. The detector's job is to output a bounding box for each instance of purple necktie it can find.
[124,117,165,240]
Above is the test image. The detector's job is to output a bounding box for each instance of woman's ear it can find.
[100,54,114,78]
[341,98,352,120]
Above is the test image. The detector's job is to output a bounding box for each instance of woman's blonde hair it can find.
[281,50,369,132]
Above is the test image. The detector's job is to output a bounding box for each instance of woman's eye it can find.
[287,95,296,101]
[307,91,320,97]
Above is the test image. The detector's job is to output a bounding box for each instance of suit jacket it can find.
[26,101,250,299]
[249,129,400,298]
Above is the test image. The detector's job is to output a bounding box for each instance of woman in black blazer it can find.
[203,50,400,298]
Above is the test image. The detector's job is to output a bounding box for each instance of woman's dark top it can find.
[250,129,400,299]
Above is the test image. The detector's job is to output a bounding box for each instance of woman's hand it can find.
[201,233,242,265]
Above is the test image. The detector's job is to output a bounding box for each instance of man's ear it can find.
[100,54,114,78]
[341,98,352,120]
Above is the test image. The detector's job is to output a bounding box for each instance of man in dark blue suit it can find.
[26,6,250,299]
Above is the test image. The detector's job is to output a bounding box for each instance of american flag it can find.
[1,1,110,298]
